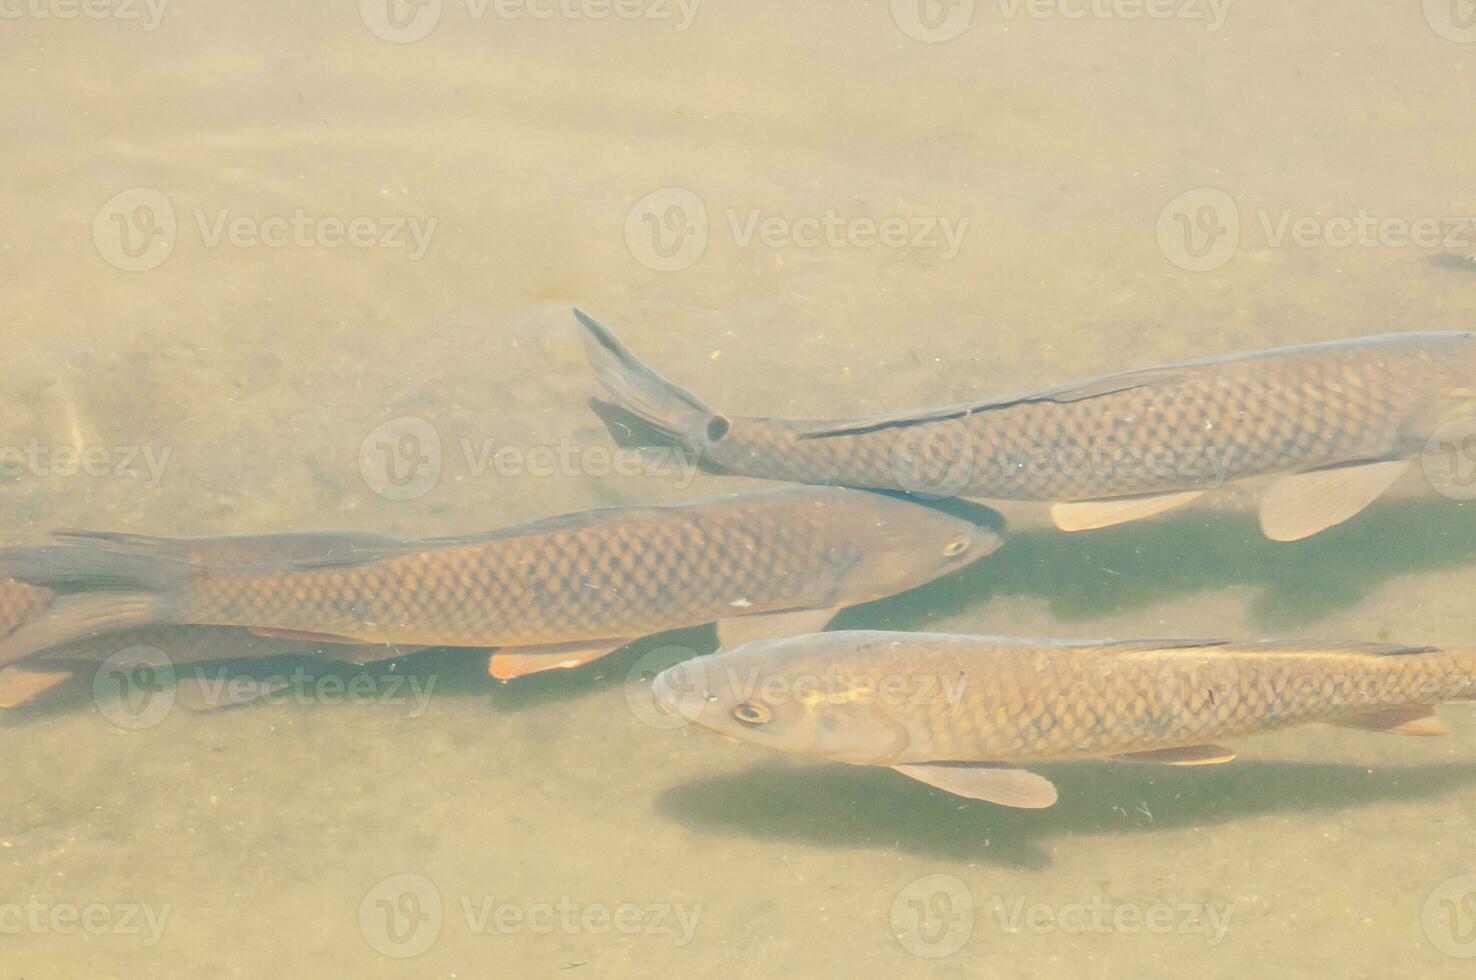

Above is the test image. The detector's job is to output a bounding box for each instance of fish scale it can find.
[818,636,1476,763]
[151,489,948,648]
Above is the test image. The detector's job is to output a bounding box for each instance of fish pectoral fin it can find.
[1330,705,1452,738]
[0,666,76,708]
[174,674,292,712]
[716,607,841,650]
[488,639,633,681]
[1050,491,1205,532]
[1258,459,1409,542]
[891,762,1059,808]
[246,627,369,645]
[1112,744,1238,765]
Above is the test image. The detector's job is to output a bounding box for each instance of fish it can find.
[577,310,1476,540]
[655,630,1476,808]
[0,532,427,709]
[0,488,1001,680]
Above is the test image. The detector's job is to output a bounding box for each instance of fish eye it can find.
[942,535,971,558]
[731,701,772,726]
[706,416,731,442]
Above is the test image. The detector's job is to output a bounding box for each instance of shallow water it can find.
[5,1,1476,976]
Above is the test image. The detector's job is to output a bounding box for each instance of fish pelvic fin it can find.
[574,309,723,452]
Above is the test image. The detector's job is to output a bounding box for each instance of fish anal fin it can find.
[0,666,75,708]
[716,607,840,649]
[1113,744,1238,765]
[488,639,632,681]
[1051,491,1205,532]
[1259,459,1409,542]
[1331,705,1452,737]
[892,762,1058,808]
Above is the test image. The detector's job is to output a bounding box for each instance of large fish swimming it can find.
[656,630,1476,808]
[0,489,998,680]
[578,311,1476,540]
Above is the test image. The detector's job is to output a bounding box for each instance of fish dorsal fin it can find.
[1259,459,1409,541]
[1050,491,1205,532]
[791,363,1195,442]
[488,639,632,681]
[892,763,1059,808]
[1330,705,1452,737]
[1113,745,1238,765]
[716,607,841,650]
[50,529,409,567]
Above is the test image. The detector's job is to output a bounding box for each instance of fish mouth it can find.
[651,670,683,717]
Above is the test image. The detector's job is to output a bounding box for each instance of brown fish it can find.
[658,630,1476,808]
[0,489,1000,679]
[579,311,1476,540]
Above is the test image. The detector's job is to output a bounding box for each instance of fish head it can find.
[653,632,926,765]
[822,492,1003,601]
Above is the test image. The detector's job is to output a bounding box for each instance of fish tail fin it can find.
[574,308,721,451]
[0,545,190,666]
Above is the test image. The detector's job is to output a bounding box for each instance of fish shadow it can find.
[850,497,1476,631]
[655,757,1476,869]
